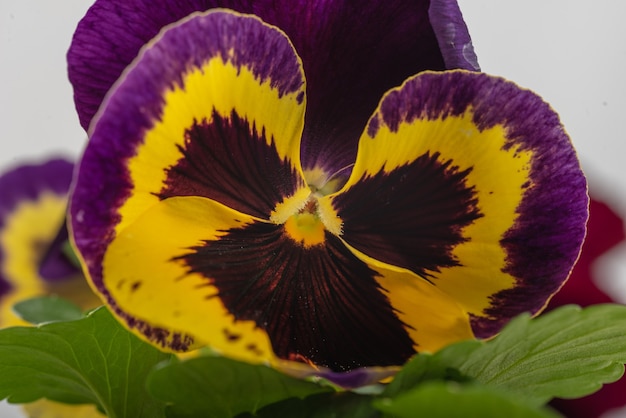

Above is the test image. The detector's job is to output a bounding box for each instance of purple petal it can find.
[68,0,477,182]
[0,159,73,210]
[38,224,78,281]
[429,0,479,70]
[68,0,214,130]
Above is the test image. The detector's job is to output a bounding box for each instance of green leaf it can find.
[436,304,626,405]
[242,392,380,418]
[147,356,332,418]
[382,350,472,399]
[374,381,561,418]
[0,306,172,418]
[12,296,84,324]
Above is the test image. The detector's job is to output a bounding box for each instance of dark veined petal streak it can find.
[71,10,308,351]
[179,221,416,372]
[158,109,304,219]
[332,151,483,278]
[102,195,418,374]
[324,70,587,339]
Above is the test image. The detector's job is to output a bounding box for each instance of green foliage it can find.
[0,306,172,418]
[374,382,561,418]
[146,356,332,418]
[242,391,381,418]
[436,304,626,405]
[381,349,473,399]
[12,295,83,324]
[1,300,626,417]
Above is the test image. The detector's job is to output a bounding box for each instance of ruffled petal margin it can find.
[324,70,588,339]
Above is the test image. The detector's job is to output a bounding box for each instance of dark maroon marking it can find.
[223,328,242,342]
[0,276,10,299]
[177,221,416,372]
[120,306,195,351]
[157,109,302,219]
[246,343,263,356]
[334,152,482,278]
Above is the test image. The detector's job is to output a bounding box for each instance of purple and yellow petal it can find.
[0,159,89,327]
[71,10,308,351]
[0,160,71,299]
[103,196,276,359]
[325,70,588,338]
[0,191,66,326]
[71,9,307,263]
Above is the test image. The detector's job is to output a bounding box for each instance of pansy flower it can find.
[68,3,588,385]
[0,159,98,328]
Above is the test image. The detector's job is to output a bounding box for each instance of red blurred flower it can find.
[549,197,626,417]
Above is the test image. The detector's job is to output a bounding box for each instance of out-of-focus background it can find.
[1,1,625,417]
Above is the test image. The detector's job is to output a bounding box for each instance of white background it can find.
[1,1,625,416]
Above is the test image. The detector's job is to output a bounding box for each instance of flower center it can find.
[283,198,324,247]
[270,169,344,245]
[276,190,342,247]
